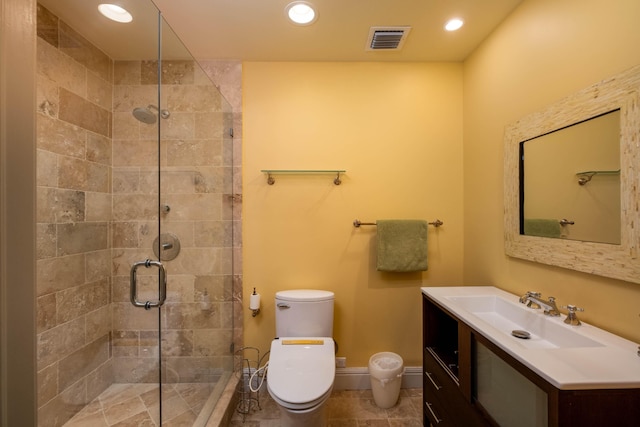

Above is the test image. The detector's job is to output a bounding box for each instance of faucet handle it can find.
[561,304,584,326]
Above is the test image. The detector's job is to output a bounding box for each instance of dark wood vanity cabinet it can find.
[422,293,640,427]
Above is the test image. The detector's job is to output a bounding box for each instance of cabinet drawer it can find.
[424,347,488,427]
[424,400,454,426]
[424,348,460,410]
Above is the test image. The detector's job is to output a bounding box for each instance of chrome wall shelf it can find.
[260,169,346,185]
[576,169,620,185]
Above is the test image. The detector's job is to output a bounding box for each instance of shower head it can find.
[132,105,170,124]
[132,106,157,124]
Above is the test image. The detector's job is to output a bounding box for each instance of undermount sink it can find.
[445,295,604,349]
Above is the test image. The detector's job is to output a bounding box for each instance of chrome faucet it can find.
[520,292,561,316]
[519,291,541,309]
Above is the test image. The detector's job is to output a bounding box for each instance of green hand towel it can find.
[376,220,428,272]
[523,219,561,238]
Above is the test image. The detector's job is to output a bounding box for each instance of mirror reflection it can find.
[520,110,620,244]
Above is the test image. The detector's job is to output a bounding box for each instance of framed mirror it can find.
[504,65,640,284]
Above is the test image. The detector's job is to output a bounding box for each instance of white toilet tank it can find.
[275,289,334,337]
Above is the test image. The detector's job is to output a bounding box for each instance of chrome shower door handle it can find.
[130,259,167,310]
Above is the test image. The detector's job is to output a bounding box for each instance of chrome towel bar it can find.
[353,219,443,228]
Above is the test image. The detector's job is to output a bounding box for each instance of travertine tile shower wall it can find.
[35,4,237,426]
[36,5,114,425]
[110,58,235,384]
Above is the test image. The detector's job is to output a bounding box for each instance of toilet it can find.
[267,289,336,427]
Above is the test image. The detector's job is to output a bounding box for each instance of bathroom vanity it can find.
[421,286,640,427]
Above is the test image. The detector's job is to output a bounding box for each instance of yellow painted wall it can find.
[463,0,640,342]
[242,62,464,366]
[243,0,640,368]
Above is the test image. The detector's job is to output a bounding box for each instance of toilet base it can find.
[278,403,327,427]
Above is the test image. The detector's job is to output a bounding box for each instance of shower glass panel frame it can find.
[35,1,235,425]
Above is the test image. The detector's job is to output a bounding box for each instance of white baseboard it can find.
[334,366,422,390]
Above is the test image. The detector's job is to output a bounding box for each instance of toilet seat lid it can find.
[275,289,334,302]
[268,337,335,405]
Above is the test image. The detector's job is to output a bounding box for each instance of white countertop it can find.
[421,286,640,390]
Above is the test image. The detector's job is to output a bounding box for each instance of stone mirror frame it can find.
[504,65,640,284]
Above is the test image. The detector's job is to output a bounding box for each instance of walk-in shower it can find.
[34,1,239,426]
[132,104,171,124]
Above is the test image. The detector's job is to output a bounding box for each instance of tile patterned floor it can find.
[230,388,424,427]
[62,383,423,426]
[62,383,214,426]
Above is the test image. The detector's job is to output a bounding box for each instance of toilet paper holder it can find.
[249,288,261,317]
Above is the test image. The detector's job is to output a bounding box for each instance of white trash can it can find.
[368,352,404,409]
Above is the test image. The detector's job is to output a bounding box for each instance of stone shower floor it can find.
[62,382,214,426]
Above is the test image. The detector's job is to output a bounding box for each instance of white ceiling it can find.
[39,0,524,62]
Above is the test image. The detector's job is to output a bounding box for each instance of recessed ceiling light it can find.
[98,4,133,23]
[285,1,317,26]
[445,18,464,32]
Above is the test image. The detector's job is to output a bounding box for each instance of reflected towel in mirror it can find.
[523,219,561,238]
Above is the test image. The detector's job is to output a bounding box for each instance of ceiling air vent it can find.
[366,26,411,51]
